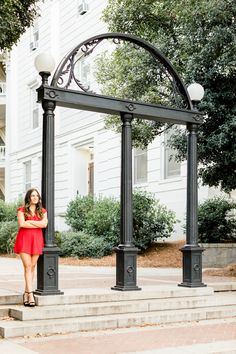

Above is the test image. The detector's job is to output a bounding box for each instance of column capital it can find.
[120,112,133,124]
[187,122,198,132]
[42,99,56,113]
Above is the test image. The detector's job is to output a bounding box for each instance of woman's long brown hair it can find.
[24,188,43,219]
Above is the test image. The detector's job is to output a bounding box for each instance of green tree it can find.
[98,0,236,192]
[0,0,39,51]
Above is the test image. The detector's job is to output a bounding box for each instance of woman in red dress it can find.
[14,188,48,307]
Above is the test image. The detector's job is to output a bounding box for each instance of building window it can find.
[164,129,181,178]
[24,161,31,192]
[31,87,39,129]
[134,148,147,184]
[30,19,39,51]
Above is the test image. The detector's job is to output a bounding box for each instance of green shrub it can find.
[60,231,113,258]
[0,199,20,222]
[54,231,62,248]
[65,194,120,248]
[64,191,177,257]
[198,197,236,243]
[65,194,94,231]
[0,199,8,222]
[0,221,18,254]
[85,197,120,244]
[133,191,176,250]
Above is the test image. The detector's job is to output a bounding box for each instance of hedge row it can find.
[59,191,176,258]
[0,195,235,258]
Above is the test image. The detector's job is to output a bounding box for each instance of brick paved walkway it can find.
[8,319,236,354]
[1,256,236,353]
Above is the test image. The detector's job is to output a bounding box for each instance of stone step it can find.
[34,286,214,306]
[9,293,236,321]
[211,282,236,292]
[1,304,236,338]
[0,306,10,318]
[0,290,22,306]
[8,296,210,321]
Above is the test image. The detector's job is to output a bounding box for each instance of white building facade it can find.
[6,0,229,239]
[0,51,7,200]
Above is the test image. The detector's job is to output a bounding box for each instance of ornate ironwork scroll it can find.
[51,33,193,110]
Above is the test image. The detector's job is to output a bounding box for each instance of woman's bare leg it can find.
[20,253,39,305]
[19,253,33,293]
[31,254,39,284]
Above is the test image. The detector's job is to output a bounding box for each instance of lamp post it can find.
[34,53,63,295]
[111,112,141,291]
[179,82,206,288]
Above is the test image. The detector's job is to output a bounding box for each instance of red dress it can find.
[14,207,46,255]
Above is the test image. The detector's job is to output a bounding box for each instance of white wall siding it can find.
[146,137,162,187]
[6,0,222,241]
[59,0,108,58]
[96,128,121,198]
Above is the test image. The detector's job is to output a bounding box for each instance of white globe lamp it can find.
[34,52,55,74]
[187,83,204,103]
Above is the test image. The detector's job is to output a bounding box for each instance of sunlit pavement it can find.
[0,256,236,354]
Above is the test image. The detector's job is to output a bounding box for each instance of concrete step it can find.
[210,282,236,292]
[8,296,211,321]
[0,290,22,305]
[1,304,236,338]
[0,306,10,318]
[34,286,214,306]
[9,293,236,321]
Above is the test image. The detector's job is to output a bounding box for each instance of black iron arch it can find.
[51,32,193,111]
[36,32,205,295]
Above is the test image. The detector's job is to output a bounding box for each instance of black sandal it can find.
[23,292,29,307]
[28,292,36,307]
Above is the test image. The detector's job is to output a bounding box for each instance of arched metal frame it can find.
[51,32,192,109]
[35,33,205,295]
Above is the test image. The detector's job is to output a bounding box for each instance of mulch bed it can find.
[204,264,236,277]
[2,240,236,277]
[59,241,185,268]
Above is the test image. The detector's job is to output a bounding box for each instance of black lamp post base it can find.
[111,285,141,291]
[111,246,141,291]
[178,281,206,288]
[35,247,64,296]
[178,245,206,288]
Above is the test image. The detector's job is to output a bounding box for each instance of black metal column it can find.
[112,112,141,291]
[35,77,63,295]
[179,123,205,288]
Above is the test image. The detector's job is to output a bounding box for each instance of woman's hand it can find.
[17,211,37,228]
[17,211,48,229]
[28,212,48,228]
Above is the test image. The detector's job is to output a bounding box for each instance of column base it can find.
[178,244,206,288]
[111,285,141,291]
[178,281,206,288]
[35,246,64,296]
[112,246,141,291]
